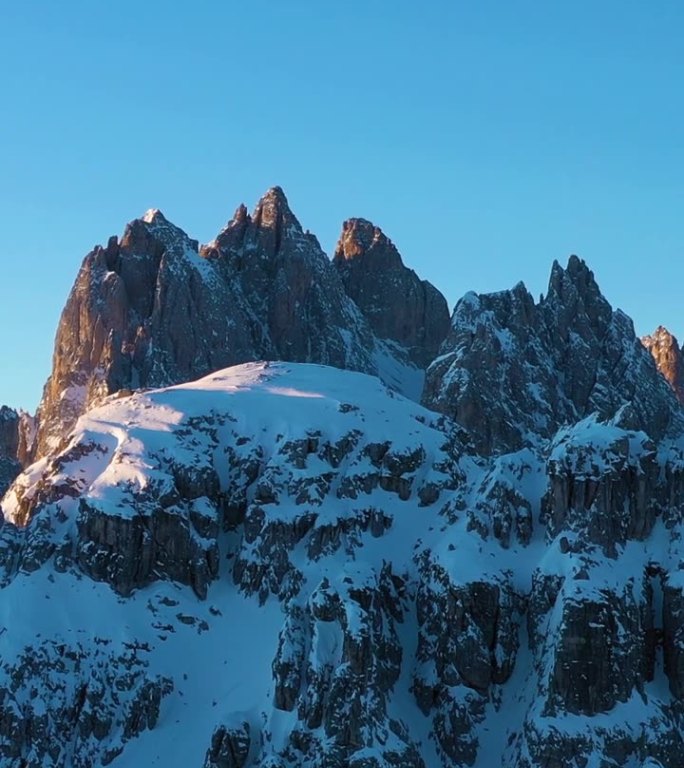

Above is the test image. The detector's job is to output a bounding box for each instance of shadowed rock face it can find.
[0,407,21,496]
[31,188,430,463]
[333,218,450,367]
[424,256,683,454]
[33,210,262,459]
[201,188,378,374]
[643,326,684,404]
[0,407,34,496]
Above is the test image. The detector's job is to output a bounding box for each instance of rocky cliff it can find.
[0,407,34,496]
[32,188,426,462]
[0,407,21,497]
[424,255,682,455]
[643,325,684,404]
[332,218,450,367]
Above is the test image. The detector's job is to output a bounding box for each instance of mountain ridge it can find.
[26,187,443,464]
[2,187,684,767]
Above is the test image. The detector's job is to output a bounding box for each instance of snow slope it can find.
[1,362,683,767]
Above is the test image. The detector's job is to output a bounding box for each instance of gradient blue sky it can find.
[2,1,684,411]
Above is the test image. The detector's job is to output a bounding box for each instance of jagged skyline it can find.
[3,3,684,410]
[1,182,681,413]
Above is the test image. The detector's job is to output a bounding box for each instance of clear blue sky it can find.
[2,1,684,411]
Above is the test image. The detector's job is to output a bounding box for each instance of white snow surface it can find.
[1,361,682,767]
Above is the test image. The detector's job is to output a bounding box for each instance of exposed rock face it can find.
[203,720,251,768]
[643,325,684,404]
[0,407,21,497]
[33,210,261,459]
[202,189,377,375]
[543,415,660,552]
[333,218,450,366]
[424,256,683,454]
[413,553,525,765]
[32,188,425,463]
[270,568,425,767]
[0,638,171,767]
[544,583,651,715]
[0,408,33,496]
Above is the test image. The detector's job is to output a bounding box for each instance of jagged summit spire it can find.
[544,254,611,333]
[259,185,288,205]
[333,218,402,268]
[332,216,449,367]
[252,185,301,234]
[644,324,680,344]
[642,325,684,404]
[141,208,167,225]
[547,254,598,295]
[232,202,248,223]
[209,186,307,258]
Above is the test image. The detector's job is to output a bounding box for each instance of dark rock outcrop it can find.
[424,256,683,454]
[268,567,424,768]
[543,417,659,552]
[0,407,21,497]
[204,720,251,768]
[31,188,424,462]
[0,639,171,767]
[545,585,651,715]
[413,552,525,765]
[333,218,450,366]
[0,408,34,496]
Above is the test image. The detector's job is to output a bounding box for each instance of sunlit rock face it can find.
[643,325,684,404]
[333,217,450,367]
[30,188,433,463]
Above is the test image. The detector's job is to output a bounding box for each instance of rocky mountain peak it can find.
[141,208,165,225]
[334,217,402,270]
[210,185,309,261]
[424,255,682,454]
[27,187,429,462]
[333,218,450,367]
[232,202,249,223]
[642,325,684,404]
[544,255,612,338]
[252,185,299,238]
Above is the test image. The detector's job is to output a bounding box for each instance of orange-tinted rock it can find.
[642,325,684,404]
[333,218,450,367]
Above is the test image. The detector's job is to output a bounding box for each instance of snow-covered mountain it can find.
[1,354,684,767]
[2,190,684,767]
